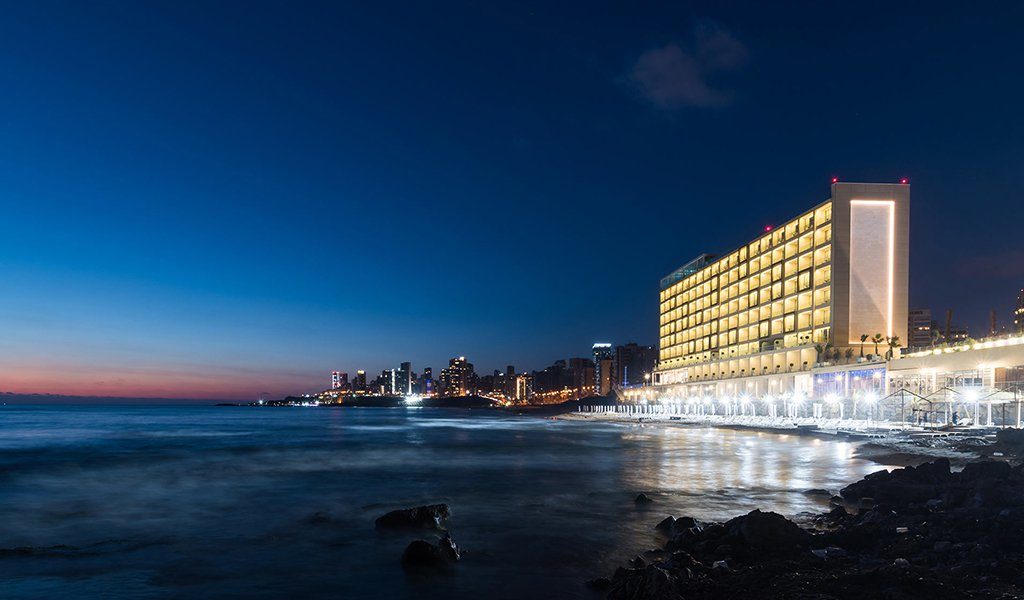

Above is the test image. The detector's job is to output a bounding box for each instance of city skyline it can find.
[2,3,1023,400]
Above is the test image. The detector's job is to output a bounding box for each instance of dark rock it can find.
[804,488,832,497]
[913,457,953,483]
[959,460,1012,483]
[995,428,1024,455]
[438,533,460,561]
[608,564,679,600]
[629,556,646,569]
[635,493,654,504]
[655,516,676,533]
[375,504,450,530]
[401,540,443,566]
[586,577,611,591]
[725,509,810,555]
[712,544,732,557]
[402,534,460,568]
[670,516,699,537]
[604,459,1024,599]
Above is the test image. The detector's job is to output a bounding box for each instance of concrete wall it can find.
[830,182,910,349]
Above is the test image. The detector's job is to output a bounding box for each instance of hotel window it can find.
[798,271,812,291]
[814,246,831,267]
[814,265,832,287]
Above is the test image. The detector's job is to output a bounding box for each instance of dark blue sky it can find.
[1,1,1022,399]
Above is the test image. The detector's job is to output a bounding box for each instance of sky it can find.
[1,1,1023,400]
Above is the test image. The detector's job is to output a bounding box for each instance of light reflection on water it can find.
[0,406,894,599]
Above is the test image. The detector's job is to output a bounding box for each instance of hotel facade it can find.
[653,182,910,400]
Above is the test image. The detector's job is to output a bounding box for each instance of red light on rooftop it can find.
[764,225,773,232]
[900,178,908,184]
[831,177,839,184]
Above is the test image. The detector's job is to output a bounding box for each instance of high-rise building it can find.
[514,373,533,402]
[593,343,613,395]
[353,370,367,394]
[569,357,596,397]
[380,369,397,395]
[1016,289,1024,335]
[419,367,434,395]
[614,343,656,387]
[439,356,474,396]
[908,308,932,350]
[396,362,412,396]
[505,364,516,397]
[331,371,347,390]
[655,181,910,396]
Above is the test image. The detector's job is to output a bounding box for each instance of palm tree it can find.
[859,334,869,358]
[844,348,854,363]
[871,333,884,358]
[814,343,824,364]
[885,336,901,360]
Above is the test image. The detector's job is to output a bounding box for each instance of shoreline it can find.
[555,411,995,467]
[597,457,1024,599]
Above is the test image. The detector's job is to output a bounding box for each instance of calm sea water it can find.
[0,405,891,599]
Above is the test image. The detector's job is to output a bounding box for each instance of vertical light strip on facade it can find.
[849,199,895,340]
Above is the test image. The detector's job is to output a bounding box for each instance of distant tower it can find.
[331,371,343,390]
[593,343,613,395]
[397,362,412,396]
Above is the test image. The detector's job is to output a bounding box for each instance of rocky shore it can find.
[596,457,1024,599]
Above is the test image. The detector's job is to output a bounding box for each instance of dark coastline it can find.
[597,453,1024,599]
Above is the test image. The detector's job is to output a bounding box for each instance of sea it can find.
[0,405,893,599]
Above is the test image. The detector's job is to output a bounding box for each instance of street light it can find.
[965,389,980,427]
[862,391,878,422]
[826,393,843,420]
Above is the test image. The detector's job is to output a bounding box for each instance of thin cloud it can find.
[626,21,748,110]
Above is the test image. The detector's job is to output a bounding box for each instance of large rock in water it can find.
[840,458,952,506]
[401,534,461,568]
[401,540,445,567]
[375,504,450,530]
[725,510,810,556]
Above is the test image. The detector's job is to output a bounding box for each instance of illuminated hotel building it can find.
[653,182,910,398]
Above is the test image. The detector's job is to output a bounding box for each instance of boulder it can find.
[670,516,699,537]
[725,510,810,555]
[995,428,1024,455]
[959,460,1012,483]
[401,540,444,566]
[608,564,681,600]
[655,516,676,533]
[375,504,450,530]
[635,493,654,504]
[401,534,461,567]
[438,533,460,561]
